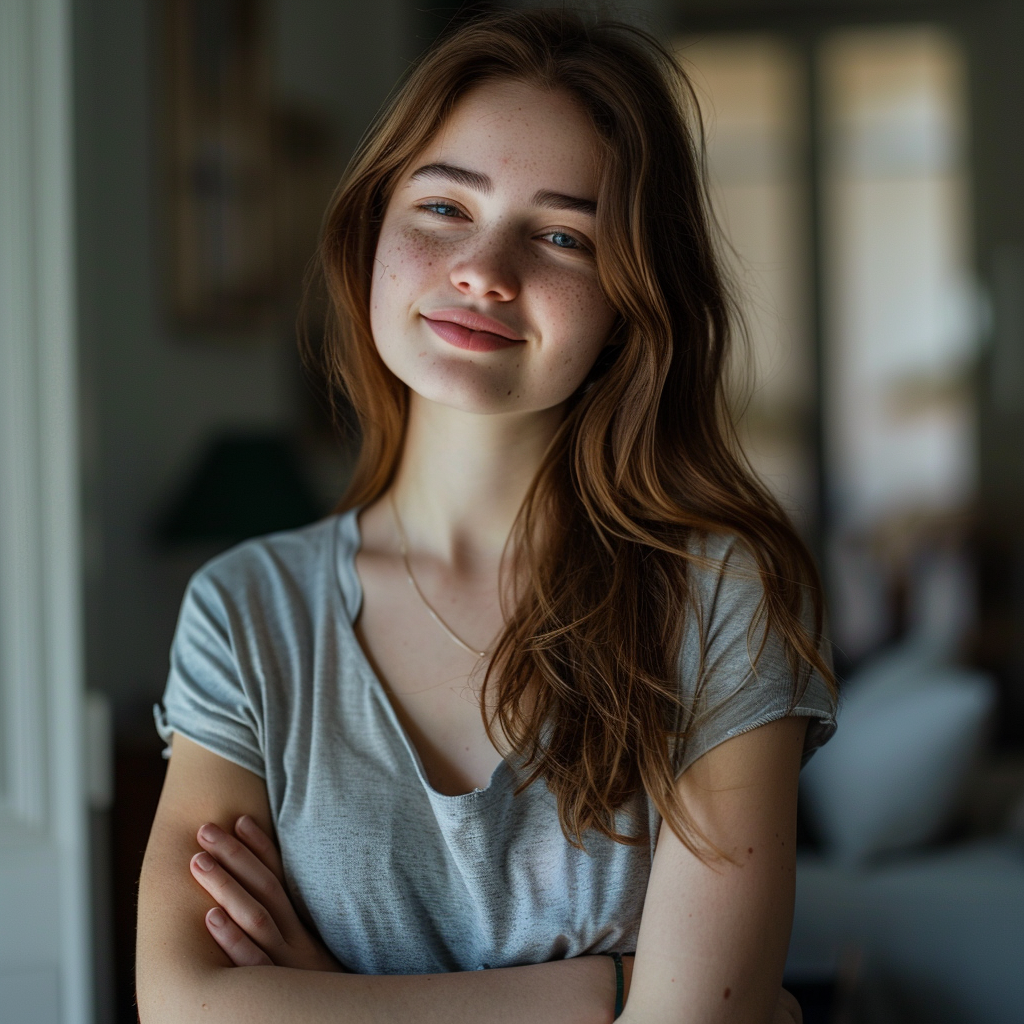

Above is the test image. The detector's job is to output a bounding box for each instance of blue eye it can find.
[421,202,463,218]
[544,231,592,255]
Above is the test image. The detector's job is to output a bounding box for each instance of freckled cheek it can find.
[388,228,452,281]
[551,279,616,373]
[371,239,437,327]
[371,230,464,352]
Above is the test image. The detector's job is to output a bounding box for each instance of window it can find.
[676,26,978,663]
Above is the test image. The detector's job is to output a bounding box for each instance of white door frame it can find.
[0,0,92,1021]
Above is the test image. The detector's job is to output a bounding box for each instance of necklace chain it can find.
[389,493,489,660]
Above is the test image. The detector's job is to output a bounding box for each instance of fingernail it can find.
[236,815,253,835]
[208,908,226,928]
[198,824,218,843]
[193,852,215,871]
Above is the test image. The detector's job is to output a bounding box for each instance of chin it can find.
[410,376,526,416]
[379,344,584,417]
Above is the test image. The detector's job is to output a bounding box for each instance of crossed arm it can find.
[136,718,808,1024]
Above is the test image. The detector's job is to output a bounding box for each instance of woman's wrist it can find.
[604,953,624,1018]
[620,955,633,1006]
[595,954,633,1022]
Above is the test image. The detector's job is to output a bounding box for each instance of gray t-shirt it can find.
[156,507,837,975]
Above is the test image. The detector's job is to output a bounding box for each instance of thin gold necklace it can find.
[389,492,488,660]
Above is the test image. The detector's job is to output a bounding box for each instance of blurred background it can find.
[3,0,1023,1021]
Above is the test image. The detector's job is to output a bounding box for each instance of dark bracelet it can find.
[604,951,624,1019]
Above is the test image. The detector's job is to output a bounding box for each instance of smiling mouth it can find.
[422,315,526,353]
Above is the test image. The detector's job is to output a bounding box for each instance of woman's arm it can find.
[136,734,624,1024]
[618,716,809,1024]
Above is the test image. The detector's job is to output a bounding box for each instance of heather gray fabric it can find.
[156,507,837,975]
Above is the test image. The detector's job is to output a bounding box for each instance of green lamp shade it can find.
[156,432,325,546]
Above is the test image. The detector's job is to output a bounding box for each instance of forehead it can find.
[412,80,603,198]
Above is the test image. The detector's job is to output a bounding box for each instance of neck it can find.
[387,393,564,571]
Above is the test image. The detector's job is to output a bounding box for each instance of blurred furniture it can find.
[789,643,1024,1023]
[789,837,1024,1024]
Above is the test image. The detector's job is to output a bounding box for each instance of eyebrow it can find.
[409,162,598,217]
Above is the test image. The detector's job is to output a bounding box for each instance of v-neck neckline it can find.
[334,505,513,804]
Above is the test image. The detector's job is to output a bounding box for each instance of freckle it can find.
[724,988,731,999]
[748,847,753,854]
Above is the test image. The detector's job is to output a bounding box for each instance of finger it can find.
[206,907,273,967]
[235,815,285,882]
[777,988,803,1024]
[190,850,287,957]
[196,824,299,938]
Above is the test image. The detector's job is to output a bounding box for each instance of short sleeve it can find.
[672,538,838,777]
[155,564,266,778]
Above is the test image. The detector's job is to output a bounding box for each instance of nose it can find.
[449,235,520,301]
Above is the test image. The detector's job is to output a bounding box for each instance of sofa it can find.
[785,642,1024,1024]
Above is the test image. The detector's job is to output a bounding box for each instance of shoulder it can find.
[170,512,359,670]
[160,513,356,775]
[183,512,354,623]
[681,531,768,640]
[676,530,774,695]
[674,529,838,771]
[191,514,346,590]
[679,528,827,675]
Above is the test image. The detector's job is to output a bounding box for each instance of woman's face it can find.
[369,79,618,417]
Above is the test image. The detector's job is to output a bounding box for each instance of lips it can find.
[422,309,525,353]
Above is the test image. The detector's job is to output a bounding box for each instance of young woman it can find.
[137,9,838,1023]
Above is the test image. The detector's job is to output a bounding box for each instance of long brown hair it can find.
[307,8,836,863]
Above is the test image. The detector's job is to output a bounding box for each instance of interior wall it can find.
[73,0,408,727]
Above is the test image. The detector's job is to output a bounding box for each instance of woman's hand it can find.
[773,987,803,1024]
[189,814,343,972]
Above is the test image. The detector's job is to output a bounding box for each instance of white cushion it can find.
[800,649,997,865]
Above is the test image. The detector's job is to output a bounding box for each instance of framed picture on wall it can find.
[163,0,280,330]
